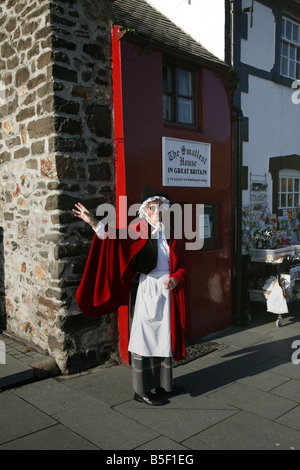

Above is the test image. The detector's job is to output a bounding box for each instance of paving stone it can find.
[182,410,300,450]
[237,370,290,391]
[271,379,300,403]
[54,399,159,450]
[135,435,189,450]
[0,424,98,450]
[276,404,300,431]
[0,391,56,445]
[209,382,297,420]
[255,357,300,381]
[0,354,34,389]
[12,378,92,415]
[114,401,238,442]
[57,364,133,407]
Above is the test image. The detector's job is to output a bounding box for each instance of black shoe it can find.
[156,385,185,396]
[134,392,162,406]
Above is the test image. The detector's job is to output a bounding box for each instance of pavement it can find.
[0,305,300,452]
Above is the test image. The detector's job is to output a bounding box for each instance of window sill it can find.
[163,121,199,132]
[272,73,298,88]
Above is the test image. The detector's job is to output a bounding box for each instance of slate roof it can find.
[112,0,229,72]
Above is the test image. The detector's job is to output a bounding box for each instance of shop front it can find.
[242,172,300,325]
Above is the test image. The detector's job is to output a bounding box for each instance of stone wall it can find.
[0,0,119,373]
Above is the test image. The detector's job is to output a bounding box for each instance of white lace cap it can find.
[138,195,170,220]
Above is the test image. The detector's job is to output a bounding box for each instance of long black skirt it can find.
[131,353,173,395]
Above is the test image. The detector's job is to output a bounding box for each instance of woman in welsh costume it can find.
[73,186,186,406]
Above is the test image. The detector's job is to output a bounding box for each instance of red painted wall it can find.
[113,32,232,361]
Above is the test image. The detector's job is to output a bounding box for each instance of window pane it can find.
[297,48,300,61]
[282,41,289,56]
[163,94,172,121]
[281,194,286,207]
[178,98,192,124]
[290,60,296,78]
[281,57,288,75]
[286,20,292,40]
[281,178,287,192]
[295,179,299,192]
[282,18,285,37]
[163,66,172,93]
[177,69,192,97]
[288,178,293,191]
[293,24,299,44]
[288,194,293,206]
[290,45,296,59]
[295,194,299,206]
[297,63,300,79]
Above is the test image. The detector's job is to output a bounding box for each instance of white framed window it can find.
[163,64,196,126]
[281,17,300,80]
[278,170,300,209]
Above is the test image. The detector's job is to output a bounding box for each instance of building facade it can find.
[112,0,233,363]
[231,0,300,249]
[0,0,234,372]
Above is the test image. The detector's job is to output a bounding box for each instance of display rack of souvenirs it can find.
[242,204,299,249]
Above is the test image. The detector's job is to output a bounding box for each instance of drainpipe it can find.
[226,0,250,325]
[232,105,249,326]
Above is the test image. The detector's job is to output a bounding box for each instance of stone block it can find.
[97,142,113,158]
[55,154,76,179]
[25,159,38,170]
[35,25,52,41]
[0,151,11,163]
[71,85,91,99]
[1,42,15,58]
[53,64,77,83]
[83,43,106,61]
[16,106,35,122]
[7,56,19,70]
[27,116,55,138]
[55,136,87,154]
[31,141,45,155]
[37,50,52,69]
[88,162,112,181]
[14,147,30,159]
[15,67,30,87]
[52,35,76,51]
[6,18,17,33]
[54,96,80,116]
[27,44,39,61]
[27,74,46,90]
[17,37,32,52]
[86,103,111,138]
[55,116,81,136]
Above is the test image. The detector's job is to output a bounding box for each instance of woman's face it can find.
[146,200,162,225]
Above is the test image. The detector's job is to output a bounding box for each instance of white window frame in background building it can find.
[278,169,300,210]
[281,16,300,80]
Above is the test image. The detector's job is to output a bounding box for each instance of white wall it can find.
[241,75,300,208]
[241,0,276,72]
[240,1,300,212]
[145,0,225,61]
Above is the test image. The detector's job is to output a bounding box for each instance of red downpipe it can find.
[111,25,130,364]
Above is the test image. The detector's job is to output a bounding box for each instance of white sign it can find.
[162,137,211,187]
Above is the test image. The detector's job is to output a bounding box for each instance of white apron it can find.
[128,235,172,357]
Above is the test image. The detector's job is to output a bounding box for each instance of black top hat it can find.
[139,186,169,204]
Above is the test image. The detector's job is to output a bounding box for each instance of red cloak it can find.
[76,219,187,361]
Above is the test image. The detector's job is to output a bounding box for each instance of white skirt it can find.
[128,270,172,357]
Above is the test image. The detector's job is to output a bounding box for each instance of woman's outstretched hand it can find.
[72,202,98,230]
